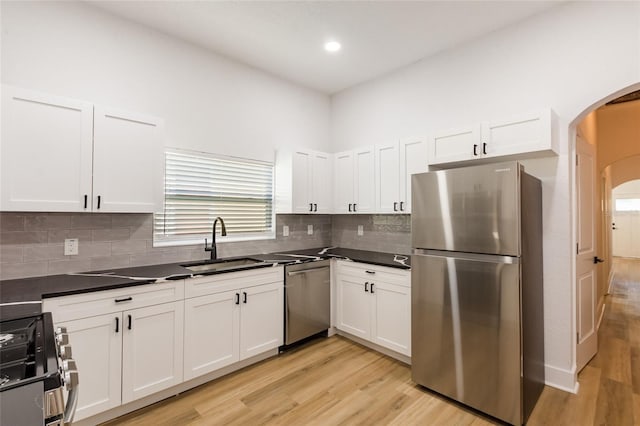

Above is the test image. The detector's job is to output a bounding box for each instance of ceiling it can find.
[90,1,564,94]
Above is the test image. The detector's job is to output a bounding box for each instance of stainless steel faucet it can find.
[205,217,227,260]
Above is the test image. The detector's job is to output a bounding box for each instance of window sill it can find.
[153,233,276,248]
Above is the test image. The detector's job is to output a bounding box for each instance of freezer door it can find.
[411,162,520,256]
[411,250,522,425]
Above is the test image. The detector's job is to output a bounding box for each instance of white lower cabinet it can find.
[43,282,184,422]
[183,267,284,381]
[335,261,411,356]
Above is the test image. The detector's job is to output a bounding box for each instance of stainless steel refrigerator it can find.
[411,161,545,425]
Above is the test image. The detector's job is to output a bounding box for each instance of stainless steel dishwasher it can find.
[284,260,330,345]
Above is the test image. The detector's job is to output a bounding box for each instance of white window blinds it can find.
[154,149,274,244]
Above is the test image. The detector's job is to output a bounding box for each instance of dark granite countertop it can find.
[0,247,409,320]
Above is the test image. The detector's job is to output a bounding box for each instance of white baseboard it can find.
[544,364,578,393]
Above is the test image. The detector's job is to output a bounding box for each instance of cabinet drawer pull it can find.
[364,282,369,292]
[115,297,132,303]
[365,270,375,275]
[243,292,247,304]
[370,283,375,293]
[115,317,119,333]
[235,293,240,305]
[128,314,132,330]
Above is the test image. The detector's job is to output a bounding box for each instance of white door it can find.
[375,142,400,213]
[399,137,428,213]
[58,313,122,421]
[291,150,313,213]
[336,275,371,339]
[312,152,333,213]
[183,291,239,380]
[612,214,633,257]
[122,301,184,403]
[93,106,164,213]
[354,147,375,213]
[576,136,598,371]
[428,125,480,165]
[239,282,283,360]
[0,86,93,211]
[334,151,355,213]
[371,281,411,356]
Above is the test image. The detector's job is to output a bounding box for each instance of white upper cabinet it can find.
[275,149,333,214]
[428,108,556,166]
[375,137,427,214]
[1,86,94,212]
[93,107,164,213]
[334,146,375,214]
[0,85,164,213]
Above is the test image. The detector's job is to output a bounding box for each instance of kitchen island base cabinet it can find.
[335,261,411,357]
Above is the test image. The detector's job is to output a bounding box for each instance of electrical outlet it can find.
[357,225,364,236]
[64,238,79,256]
[283,225,289,237]
[307,224,313,235]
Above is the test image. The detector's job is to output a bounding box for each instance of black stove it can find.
[0,312,78,425]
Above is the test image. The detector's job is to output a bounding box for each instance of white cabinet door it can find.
[183,291,239,381]
[481,109,554,159]
[334,151,355,214]
[354,147,375,213]
[291,150,313,213]
[429,125,480,165]
[239,282,283,360]
[336,274,370,340]
[0,86,93,212]
[399,137,428,214]
[312,151,333,213]
[58,313,122,421]
[375,143,400,213]
[93,107,164,213]
[371,281,411,356]
[122,301,184,403]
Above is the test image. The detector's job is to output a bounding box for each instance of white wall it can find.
[0,1,331,162]
[331,1,640,391]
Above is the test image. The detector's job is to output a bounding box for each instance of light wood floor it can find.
[104,258,640,425]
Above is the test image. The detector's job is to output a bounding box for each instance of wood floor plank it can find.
[594,378,635,426]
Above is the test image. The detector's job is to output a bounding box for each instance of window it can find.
[615,198,640,212]
[154,148,274,246]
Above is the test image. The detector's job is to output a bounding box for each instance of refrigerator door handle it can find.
[413,248,519,264]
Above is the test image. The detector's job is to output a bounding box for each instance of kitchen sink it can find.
[182,258,266,274]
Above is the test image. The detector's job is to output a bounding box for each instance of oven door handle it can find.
[63,372,79,424]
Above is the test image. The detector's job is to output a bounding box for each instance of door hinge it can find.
[577,332,580,344]
[576,243,579,254]
[576,156,579,166]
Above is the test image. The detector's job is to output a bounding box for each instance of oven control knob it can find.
[56,333,69,346]
[55,326,67,335]
[58,344,73,360]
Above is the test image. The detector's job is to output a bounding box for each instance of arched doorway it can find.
[571,84,640,375]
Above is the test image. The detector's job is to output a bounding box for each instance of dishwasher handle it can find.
[287,266,330,276]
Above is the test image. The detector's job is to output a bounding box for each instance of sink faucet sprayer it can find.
[205,217,227,260]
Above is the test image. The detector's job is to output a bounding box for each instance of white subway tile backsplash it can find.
[24,244,65,261]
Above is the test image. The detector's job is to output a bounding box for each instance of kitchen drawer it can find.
[335,260,410,287]
[43,281,184,323]
[185,266,284,299]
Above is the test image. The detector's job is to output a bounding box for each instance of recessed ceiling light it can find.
[324,41,341,53]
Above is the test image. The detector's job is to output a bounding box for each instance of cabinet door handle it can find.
[353,203,357,212]
[84,194,88,209]
[309,203,313,212]
[482,142,487,155]
[348,203,352,212]
[243,292,247,304]
[128,314,132,330]
[314,203,318,212]
[97,195,101,209]
[364,282,369,292]
[393,202,398,212]
[370,283,375,293]
[400,201,404,211]
[235,293,240,305]
[473,144,478,156]
[115,297,132,303]
[115,317,119,333]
